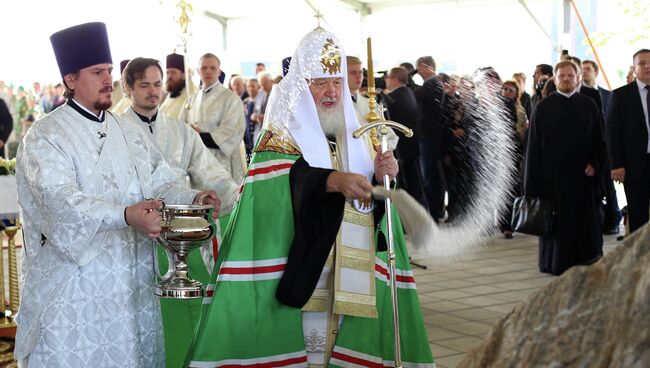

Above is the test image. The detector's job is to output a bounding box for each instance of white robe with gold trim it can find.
[121,108,238,214]
[182,83,247,183]
[160,82,197,120]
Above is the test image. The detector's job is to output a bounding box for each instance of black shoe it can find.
[503,231,513,239]
[603,226,620,235]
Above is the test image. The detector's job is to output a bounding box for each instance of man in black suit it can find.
[581,60,612,116]
[399,62,418,91]
[575,58,621,234]
[531,63,553,111]
[0,98,11,158]
[606,49,650,233]
[565,57,603,114]
[414,56,446,220]
[385,67,427,208]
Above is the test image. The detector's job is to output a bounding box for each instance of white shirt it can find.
[635,79,650,153]
[556,90,577,99]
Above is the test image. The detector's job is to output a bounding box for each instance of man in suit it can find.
[385,66,427,208]
[582,60,612,116]
[414,55,446,220]
[580,59,621,234]
[606,49,650,233]
[531,63,553,111]
[565,57,602,114]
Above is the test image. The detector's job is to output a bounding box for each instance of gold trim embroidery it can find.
[340,257,373,272]
[334,301,378,319]
[303,298,328,312]
[343,206,374,227]
[254,129,301,155]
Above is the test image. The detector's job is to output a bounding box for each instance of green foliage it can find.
[583,0,649,52]
[0,158,16,175]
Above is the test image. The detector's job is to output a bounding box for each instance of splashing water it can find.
[406,71,518,263]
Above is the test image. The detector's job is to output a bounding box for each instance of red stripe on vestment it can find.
[219,264,286,275]
[219,355,308,367]
[212,237,219,263]
[331,351,383,368]
[374,264,416,283]
[247,163,293,177]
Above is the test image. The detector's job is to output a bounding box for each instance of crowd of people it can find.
[4,17,650,368]
[2,34,648,279]
[0,81,66,157]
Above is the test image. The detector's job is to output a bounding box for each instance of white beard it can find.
[317,103,345,137]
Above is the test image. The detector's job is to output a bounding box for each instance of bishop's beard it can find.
[317,100,345,137]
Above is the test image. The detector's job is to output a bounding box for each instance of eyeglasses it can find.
[501,87,517,93]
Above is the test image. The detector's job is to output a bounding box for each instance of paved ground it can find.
[411,231,621,368]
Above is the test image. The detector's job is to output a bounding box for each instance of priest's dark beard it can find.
[94,100,112,111]
[94,86,113,111]
[166,79,186,97]
[317,103,345,137]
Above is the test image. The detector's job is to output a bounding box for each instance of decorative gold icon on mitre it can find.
[320,38,341,75]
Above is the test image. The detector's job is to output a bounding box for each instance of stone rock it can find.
[458,226,650,368]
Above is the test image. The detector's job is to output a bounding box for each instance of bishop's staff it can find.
[353,37,412,368]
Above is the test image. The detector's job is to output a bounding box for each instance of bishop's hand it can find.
[125,200,163,239]
[374,150,398,184]
[326,171,374,200]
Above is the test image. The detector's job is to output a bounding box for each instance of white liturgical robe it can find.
[121,108,238,213]
[110,95,130,115]
[159,82,196,120]
[15,101,198,367]
[182,83,247,183]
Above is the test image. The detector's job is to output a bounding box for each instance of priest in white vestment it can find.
[14,22,219,368]
[109,59,131,115]
[181,53,247,183]
[119,57,238,214]
[159,53,197,120]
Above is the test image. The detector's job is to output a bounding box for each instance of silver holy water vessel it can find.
[155,201,215,299]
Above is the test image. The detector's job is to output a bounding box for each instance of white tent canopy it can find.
[0,0,639,89]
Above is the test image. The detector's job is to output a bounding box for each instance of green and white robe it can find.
[185,129,434,367]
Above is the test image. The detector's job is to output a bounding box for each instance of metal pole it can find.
[379,129,402,368]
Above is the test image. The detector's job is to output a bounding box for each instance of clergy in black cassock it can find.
[524,60,605,276]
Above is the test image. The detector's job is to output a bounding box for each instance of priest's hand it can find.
[326,171,374,200]
[584,164,595,177]
[194,190,221,216]
[611,167,625,183]
[374,151,398,185]
[191,124,201,133]
[125,200,163,239]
